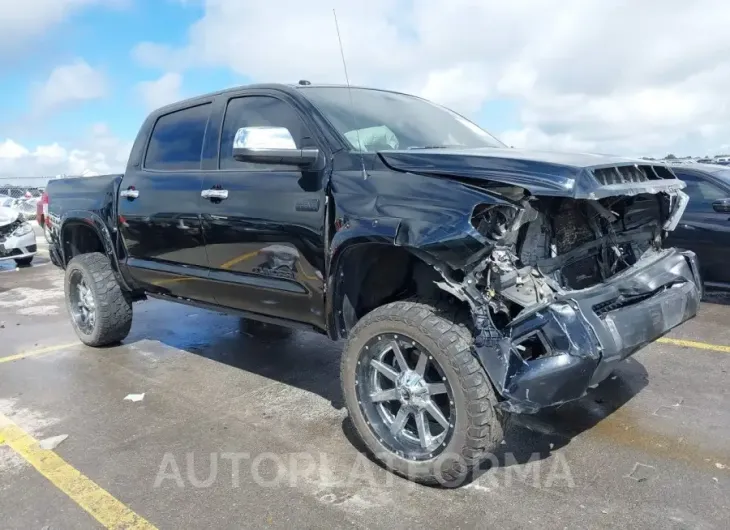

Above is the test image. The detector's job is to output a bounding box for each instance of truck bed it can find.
[46,174,123,222]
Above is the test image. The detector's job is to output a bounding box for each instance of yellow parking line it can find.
[0,342,79,364]
[0,414,157,530]
[151,276,194,286]
[221,249,259,270]
[657,337,730,354]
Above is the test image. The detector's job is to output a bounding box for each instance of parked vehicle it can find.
[13,196,38,221]
[0,206,37,266]
[666,163,730,289]
[36,192,51,242]
[46,83,701,485]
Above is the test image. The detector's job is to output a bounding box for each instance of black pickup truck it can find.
[46,83,701,485]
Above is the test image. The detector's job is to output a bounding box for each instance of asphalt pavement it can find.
[0,236,728,529]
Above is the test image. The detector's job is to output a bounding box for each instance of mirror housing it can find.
[712,198,730,213]
[232,126,319,167]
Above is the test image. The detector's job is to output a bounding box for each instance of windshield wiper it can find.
[406,144,463,150]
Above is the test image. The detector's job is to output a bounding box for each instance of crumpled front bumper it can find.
[475,248,701,413]
[0,229,37,261]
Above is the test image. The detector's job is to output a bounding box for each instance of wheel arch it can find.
[326,236,456,341]
[59,211,134,293]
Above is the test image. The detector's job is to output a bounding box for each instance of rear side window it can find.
[219,96,314,170]
[145,103,211,170]
[676,171,727,209]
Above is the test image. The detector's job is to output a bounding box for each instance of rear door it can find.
[199,91,328,328]
[118,102,216,301]
[667,169,730,284]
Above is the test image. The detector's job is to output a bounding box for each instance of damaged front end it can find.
[434,167,701,413]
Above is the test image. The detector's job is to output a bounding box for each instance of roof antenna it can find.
[333,8,367,179]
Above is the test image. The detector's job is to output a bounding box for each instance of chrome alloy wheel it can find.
[355,333,455,460]
[68,270,96,334]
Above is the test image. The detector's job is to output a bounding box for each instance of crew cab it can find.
[46,83,701,486]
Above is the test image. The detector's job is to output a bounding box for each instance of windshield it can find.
[707,166,730,183]
[299,87,505,152]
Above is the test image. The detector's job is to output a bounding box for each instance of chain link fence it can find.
[0,177,57,221]
[0,177,53,197]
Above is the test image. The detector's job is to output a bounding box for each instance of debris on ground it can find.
[123,393,145,403]
[39,434,68,450]
[715,462,727,470]
[626,462,656,482]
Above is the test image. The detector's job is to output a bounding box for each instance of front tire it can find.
[341,300,506,486]
[64,252,132,346]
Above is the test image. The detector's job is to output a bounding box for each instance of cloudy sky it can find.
[1,0,729,179]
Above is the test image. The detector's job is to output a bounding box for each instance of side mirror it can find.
[232,126,319,167]
[712,198,730,213]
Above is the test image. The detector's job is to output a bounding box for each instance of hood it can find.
[378,147,685,199]
[0,207,20,226]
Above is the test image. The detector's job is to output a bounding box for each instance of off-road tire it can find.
[64,252,132,346]
[14,257,33,267]
[239,318,292,339]
[341,299,506,487]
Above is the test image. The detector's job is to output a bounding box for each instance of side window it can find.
[678,172,727,210]
[219,96,314,170]
[145,103,211,171]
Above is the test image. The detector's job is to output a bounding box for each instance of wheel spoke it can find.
[370,388,399,403]
[414,410,431,449]
[389,341,409,372]
[425,400,450,429]
[414,352,428,376]
[371,359,399,381]
[427,383,447,395]
[390,408,410,436]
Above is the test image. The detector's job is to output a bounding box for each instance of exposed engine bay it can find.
[433,182,697,412]
[439,186,688,322]
[485,190,683,308]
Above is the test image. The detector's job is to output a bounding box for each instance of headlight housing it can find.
[12,222,33,237]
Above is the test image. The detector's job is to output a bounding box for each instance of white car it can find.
[0,206,37,266]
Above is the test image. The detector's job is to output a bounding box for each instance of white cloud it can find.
[136,72,183,111]
[417,65,492,115]
[133,0,730,156]
[0,0,126,54]
[33,59,107,113]
[0,124,131,179]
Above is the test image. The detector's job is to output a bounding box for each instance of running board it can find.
[145,292,321,333]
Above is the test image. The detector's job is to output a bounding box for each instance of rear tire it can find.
[341,299,506,487]
[14,257,33,266]
[64,252,132,346]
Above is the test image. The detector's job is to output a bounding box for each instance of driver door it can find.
[198,92,329,328]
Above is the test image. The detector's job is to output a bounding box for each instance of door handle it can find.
[201,189,229,200]
[120,187,139,199]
